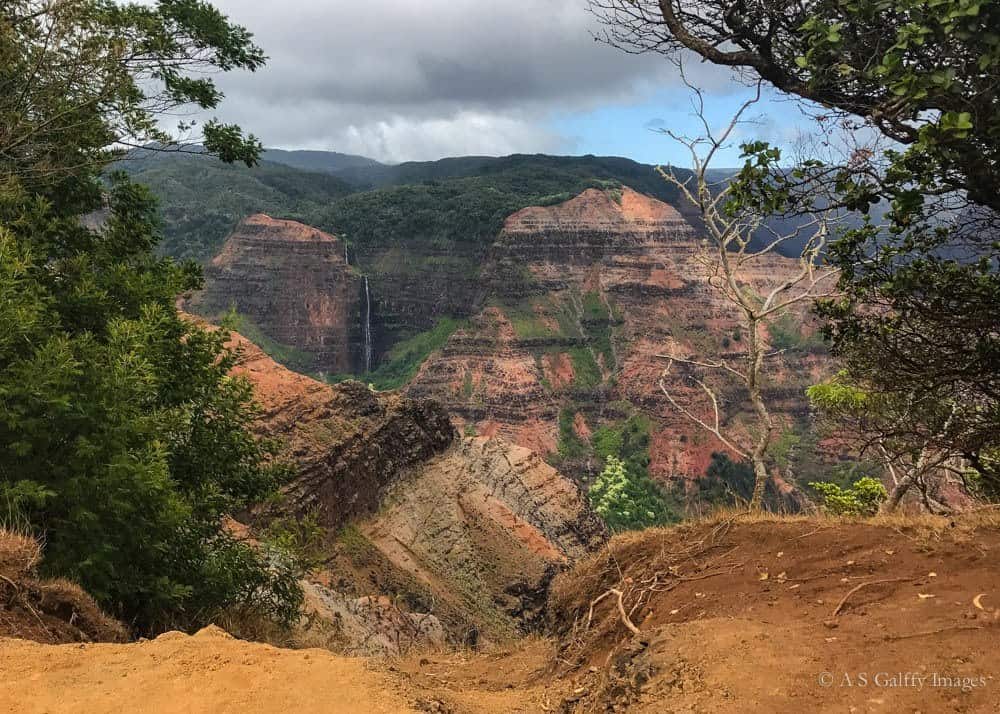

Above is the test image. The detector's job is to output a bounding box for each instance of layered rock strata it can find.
[408,188,829,484]
[225,327,604,644]
[190,214,361,373]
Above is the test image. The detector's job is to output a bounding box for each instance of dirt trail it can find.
[0,627,417,714]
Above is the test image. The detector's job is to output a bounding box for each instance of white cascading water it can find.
[363,276,372,372]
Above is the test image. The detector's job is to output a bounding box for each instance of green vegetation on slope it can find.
[346,317,464,391]
[588,456,679,533]
[2,1,303,634]
[306,174,635,257]
[220,307,316,374]
[588,414,681,531]
[119,152,353,263]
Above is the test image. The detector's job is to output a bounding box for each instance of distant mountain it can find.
[262,149,688,200]
[262,148,385,175]
[126,149,695,267]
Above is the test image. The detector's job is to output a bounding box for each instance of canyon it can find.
[189,185,830,497]
[222,326,605,653]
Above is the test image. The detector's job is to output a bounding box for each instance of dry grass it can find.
[0,529,127,644]
[0,529,42,581]
[215,602,354,652]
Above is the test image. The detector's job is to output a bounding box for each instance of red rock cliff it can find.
[189,214,360,373]
[406,188,828,489]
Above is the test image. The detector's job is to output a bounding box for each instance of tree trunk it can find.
[746,315,773,512]
[882,477,913,513]
[750,458,769,511]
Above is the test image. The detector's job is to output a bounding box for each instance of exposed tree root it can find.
[831,577,912,618]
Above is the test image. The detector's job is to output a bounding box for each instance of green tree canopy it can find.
[592,0,1000,494]
[588,456,677,532]
[0,1,300,633]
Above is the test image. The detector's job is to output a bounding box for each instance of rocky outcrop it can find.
[189,214,362,373]
[198,187,830,494]
[227,328,454,529]
[300,582,446,656]
[358,437,606,639]
[225,327,604,645]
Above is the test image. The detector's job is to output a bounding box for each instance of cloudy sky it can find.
[202,0,810,165]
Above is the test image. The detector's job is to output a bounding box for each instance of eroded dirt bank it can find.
[3,516,1000,713]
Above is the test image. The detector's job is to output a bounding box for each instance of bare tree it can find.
[655,77,839,510]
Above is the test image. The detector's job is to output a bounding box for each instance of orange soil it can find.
[0,627,416,714]
[5,517,1000,713]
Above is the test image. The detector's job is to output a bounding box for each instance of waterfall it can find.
[363,276,372,373]
[344,241,349,266]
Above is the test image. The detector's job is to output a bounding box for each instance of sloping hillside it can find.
[118,151,354,263]
[406,187,827,490]
[183,185,833,505]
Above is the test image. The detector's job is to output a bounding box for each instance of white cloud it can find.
[189,0,736,160]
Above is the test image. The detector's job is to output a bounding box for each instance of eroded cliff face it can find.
[407,188,829,486]
[227,328,454,529]
[188,214,362,373]
[225,328,604,647]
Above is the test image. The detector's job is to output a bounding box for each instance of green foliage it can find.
[809,478,888,517]
[311,172,640,261]
[508,309,560,340]
[591,426,624,463]
[770,429,803,471]
[120,153,353,263]
[588,456,678,532]
[806,376,870,412]
[699,453,795,512]
[262,513,328,575]
[581,291,608,322]
[965,450,1000,502]
[768,311,825,353]
[145,151,687,274]
[221,306,316,374]
[591,413,652,476]
[0,1,303,634]
[556,408,589,461]
[2,0,264,198]
[599,0,1000,497]
[0,181,300,633]
[363,318,464,391]
[568,347,602,389]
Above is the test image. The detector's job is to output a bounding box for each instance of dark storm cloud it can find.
[201,0,733,161]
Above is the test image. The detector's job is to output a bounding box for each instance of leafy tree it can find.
[592,0,1000,495]
[808,374,971,512]
[588,456,677,532]
[2,0,265,196]
[0,1,301,633]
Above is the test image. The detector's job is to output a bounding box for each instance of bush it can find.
[587,457,676,532]
[809,477,888,516]
[0,180,302,635]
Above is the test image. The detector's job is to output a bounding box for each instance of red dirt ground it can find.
[4,515,1000,713]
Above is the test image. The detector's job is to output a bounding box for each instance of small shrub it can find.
[809,477,888,516]
[262,513,327,575]
[587,457,677,532]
